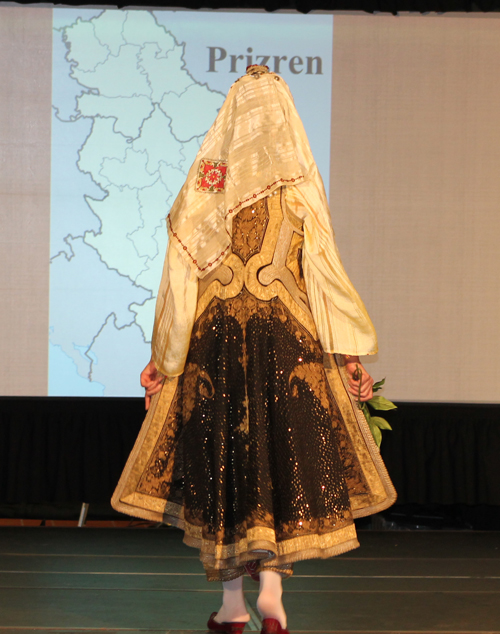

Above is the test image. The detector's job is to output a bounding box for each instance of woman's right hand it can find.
[344,356,374,402]
[140,359,164,410]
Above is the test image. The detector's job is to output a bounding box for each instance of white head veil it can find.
[168,66,313,277]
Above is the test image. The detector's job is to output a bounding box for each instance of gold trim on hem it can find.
[111,377,180,518]
[328,353,397,518]
[192,523,358,570]
[200,535,360,572]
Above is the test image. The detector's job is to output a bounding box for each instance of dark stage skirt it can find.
[112,190,396,579]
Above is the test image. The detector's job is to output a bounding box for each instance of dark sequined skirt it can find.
[134,289,359,577]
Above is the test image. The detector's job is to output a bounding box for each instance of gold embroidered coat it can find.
[112,188,396,578]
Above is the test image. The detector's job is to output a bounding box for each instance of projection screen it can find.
[1,7,500,402]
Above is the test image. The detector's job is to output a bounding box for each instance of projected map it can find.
[49,10,224,395]
[49,8,333,396]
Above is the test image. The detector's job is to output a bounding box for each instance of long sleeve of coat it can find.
[284,178,378,357]
[151,236,198,377]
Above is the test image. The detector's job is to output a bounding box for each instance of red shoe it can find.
[261,617,290,634]
[244,560,260,582]
[207,611,247,634]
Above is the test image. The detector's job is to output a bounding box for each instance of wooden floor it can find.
[0,527,499,633]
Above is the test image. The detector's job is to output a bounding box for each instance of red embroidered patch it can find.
[196,159,228,193]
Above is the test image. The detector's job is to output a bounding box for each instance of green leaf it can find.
[370,416,392,430]
[372,378,386,392]
[368,421,382,447]
[368,395,398,411]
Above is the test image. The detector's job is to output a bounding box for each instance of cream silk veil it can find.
[152,68,378,377]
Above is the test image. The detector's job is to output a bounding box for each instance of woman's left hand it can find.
[140,359,164,410]
[344,356,374,402]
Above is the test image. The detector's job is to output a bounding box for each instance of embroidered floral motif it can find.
[196,159,228,193]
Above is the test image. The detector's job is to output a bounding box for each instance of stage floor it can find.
[0,527,499,633]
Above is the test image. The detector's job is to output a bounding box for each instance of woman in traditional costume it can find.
[112,65,396,634]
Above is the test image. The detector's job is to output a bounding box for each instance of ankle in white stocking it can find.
[215,576,250,624]
[256,570,287,628]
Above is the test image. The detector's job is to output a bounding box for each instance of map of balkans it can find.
[49,10,224,396]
